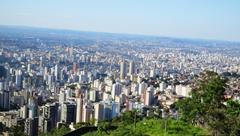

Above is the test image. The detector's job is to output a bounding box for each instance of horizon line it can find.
[0,24,240,43]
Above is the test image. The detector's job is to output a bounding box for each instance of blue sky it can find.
[0,0,240,41]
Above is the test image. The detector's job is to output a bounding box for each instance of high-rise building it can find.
[40,57,43,68]
[28,99,37,119]
[25,117,39,136]
[27,64,31,73]
[0,80,4,90]
[150,68,155,78]
[94,103,104,123]
[138,82,147,95]
[54,64,59,81]
[73,62,78,74]
[76,96,83,123]
[61,102,76,124]
[59,90,66,104]
[129,61,135,75]
[0,65,7,79]
[68,47,73,57]
[15,70,22,89]
[40,103,59,132]
[144,86,154,106]
[120,60,126,80]
[111,102,120,118]
[47,75,53,89]
[111,82,122,99]
[82,103,93,123]
[89,90,99,102]
[103,102,112,121]
[0,90,10,110]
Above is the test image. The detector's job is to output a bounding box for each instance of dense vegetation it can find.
[84,117,208,136]
[40,126,70,136]
[7,125,26,136]
[176,71,240,136]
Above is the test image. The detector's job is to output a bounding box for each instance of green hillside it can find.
[83,118,209,136]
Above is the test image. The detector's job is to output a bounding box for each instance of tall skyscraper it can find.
[15,69,22,89]
[28,99,37,119]
[129,61,135,75]
[54,64,59,81]
[76,96,83,123]
[120,60,126,80]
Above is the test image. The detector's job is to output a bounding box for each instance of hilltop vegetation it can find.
[84,118,209,136]
[176,71,240,136]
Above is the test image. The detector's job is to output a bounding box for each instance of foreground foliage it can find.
[84,118,208,136]
[176,71,240,136]
[40,126,70,136]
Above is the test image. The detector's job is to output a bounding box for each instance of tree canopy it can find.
[176,71,240,136]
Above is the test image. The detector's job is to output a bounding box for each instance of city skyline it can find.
[0,1,240,136]
[0,0,240,41]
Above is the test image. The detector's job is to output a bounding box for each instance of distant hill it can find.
[0,25,239,48]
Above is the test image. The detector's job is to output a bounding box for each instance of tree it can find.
[9,125,27,136]
[176,71,240,136]
[74,122,91,129]
[41,126,70,136]
[97,121,111,135]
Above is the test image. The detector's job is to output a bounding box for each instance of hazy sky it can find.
[0,0,240,41]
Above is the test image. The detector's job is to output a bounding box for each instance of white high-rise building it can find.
[40,57,43,67]
[59,90,66,104]
[94,103,104,123]
[20,105,28,119]
[89,90,97,102]
[54,64,59,80]
[15,70,22,89]
[139,82,147,95]
[150,68,155,78]
[129,61,135,75]
[111,82,122,99]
